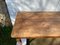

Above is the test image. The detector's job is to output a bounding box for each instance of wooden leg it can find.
[16,39,22,45]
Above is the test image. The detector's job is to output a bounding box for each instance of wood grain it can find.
[11,12,60,38]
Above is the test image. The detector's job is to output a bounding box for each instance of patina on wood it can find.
[11,12,60,38]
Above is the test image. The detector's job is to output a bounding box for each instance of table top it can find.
[11,12,60,38]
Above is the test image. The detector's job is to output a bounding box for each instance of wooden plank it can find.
[11,12,60,38]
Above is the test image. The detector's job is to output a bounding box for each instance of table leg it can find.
[16,39,22,45]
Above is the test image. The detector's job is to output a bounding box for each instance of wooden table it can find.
[11,12,60,38]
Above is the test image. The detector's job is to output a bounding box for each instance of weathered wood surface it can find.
[11,12,60,38]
